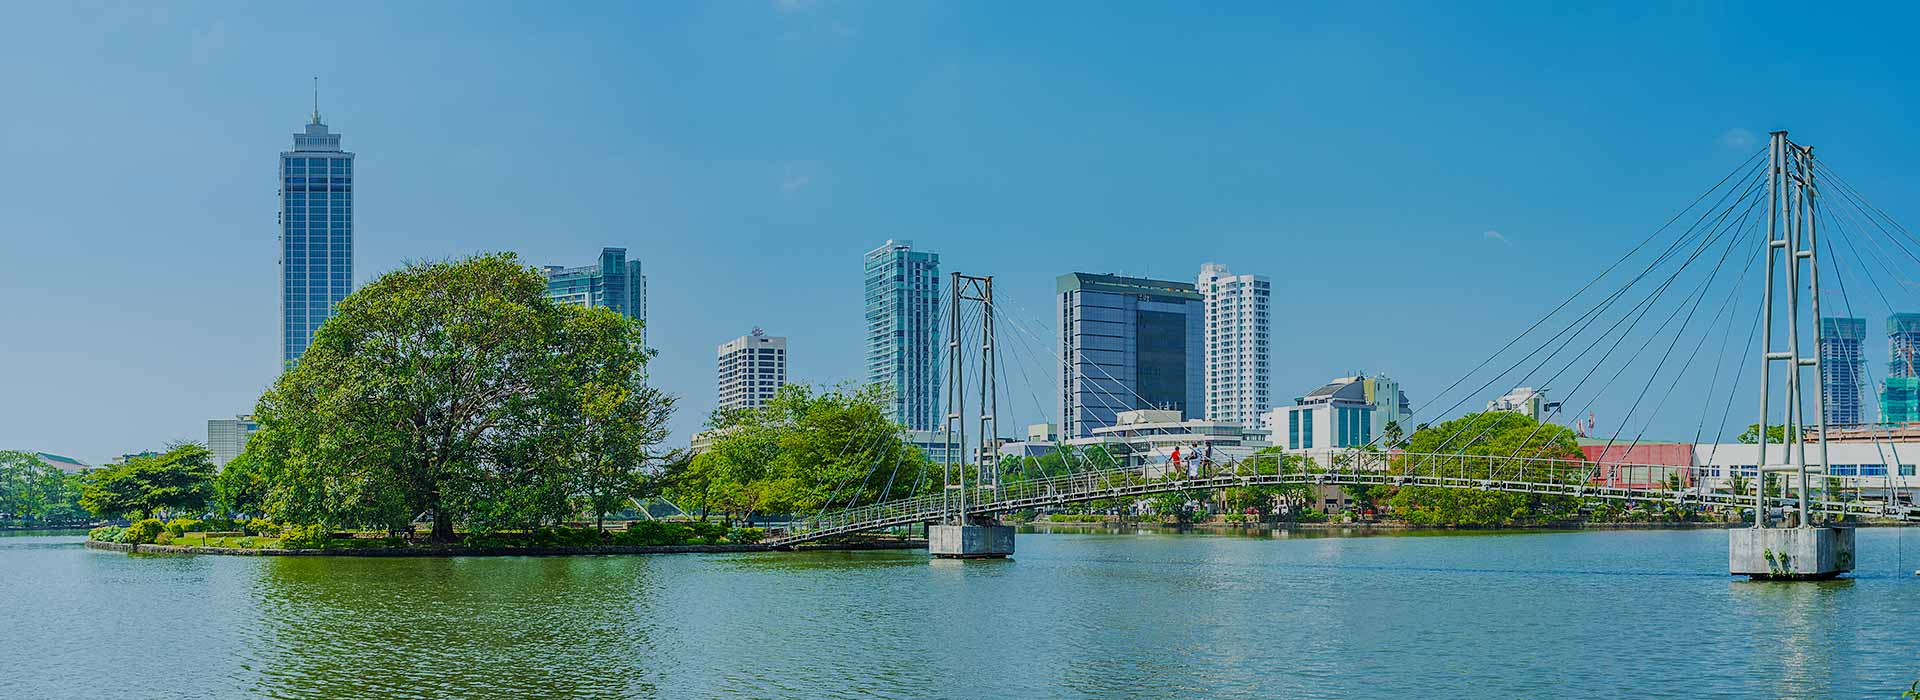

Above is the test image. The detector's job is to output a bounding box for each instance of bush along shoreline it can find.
[83,517,918,556]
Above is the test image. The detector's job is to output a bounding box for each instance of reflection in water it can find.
[4,529,1918,698]
[248,556,666,699]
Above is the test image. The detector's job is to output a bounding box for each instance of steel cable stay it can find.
[1818,217,1898,512]
[1407,165,1769,464]
[1817,182,1917,517]
[1578,187,1769,465]
[985,297,1111,484]
[1813,160,1920,266]
[992,296,1190,487]
[1421,173,1767,471]
[807,282,960,523]
[1371,154,1768,457]
[1446,185,1761,489]
[1483,179,1768,464]
[1614,216,1767,459]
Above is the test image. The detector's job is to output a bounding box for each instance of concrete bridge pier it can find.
[928,517,1014,559]
[1729,527,1855,580]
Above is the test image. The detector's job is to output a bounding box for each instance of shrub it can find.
[243,518,278,536]
[530,527,603,547]
[155,532,176,545]
[613,521,696,546]
[164,518,202,536]
[726,527,766,544]
[123,519,166,545]
[460,531,515,548]
[1046,514,1107,523]
[196,518,242,532]
[278,524,330,549]
[88,525,124,542]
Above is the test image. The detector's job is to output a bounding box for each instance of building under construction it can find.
[1882,314,1920,423]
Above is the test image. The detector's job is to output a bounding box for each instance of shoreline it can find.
[84,538,926,557]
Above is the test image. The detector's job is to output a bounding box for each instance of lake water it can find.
[3,527,1917,698]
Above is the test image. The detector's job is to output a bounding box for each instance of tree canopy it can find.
[248,254,673,541]
[79,443,216,520]
[665,383,932,523]
[0,451,89,524]
[1737,423,1797,445]
[1389,412,1582,526]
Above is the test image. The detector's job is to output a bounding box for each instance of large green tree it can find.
[1387,412,1582,526]
[79,443,216,520]
[667,383,931,525]
[252,254,670,542]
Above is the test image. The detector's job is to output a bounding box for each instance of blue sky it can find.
[6,1,1920,465]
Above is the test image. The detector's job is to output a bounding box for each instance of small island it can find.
[63,255,931,556]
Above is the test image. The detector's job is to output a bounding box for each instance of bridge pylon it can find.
[930,271,1015,559]
[1729,130,1855,580]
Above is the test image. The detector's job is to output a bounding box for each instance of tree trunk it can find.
[431,509,456,544]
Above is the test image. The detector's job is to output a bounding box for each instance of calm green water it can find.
[4,527,1918,698]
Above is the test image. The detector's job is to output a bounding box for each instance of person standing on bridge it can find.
[1188,443,1201,479]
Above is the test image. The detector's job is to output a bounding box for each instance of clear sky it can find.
[6,1,1920,465]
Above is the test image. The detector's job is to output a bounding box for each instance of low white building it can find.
[1488,386,1561,422]
[1063,409,1269,476]
[1265,374,1412,464]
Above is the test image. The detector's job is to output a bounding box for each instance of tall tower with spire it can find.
[279,79,354,368]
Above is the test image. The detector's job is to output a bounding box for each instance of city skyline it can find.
[10,3,1920,464]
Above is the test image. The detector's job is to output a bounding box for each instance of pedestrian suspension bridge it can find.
[762,131,1920,577]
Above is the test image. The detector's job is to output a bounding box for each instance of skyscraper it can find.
[1196,263,1271,428]
[542,247,647,345]
[863,240,941,431]
[279,90,354,368]
[1820,317,1867,426]
[1057,273,1204,437]
[717,329,787,412]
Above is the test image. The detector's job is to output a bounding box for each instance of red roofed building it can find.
[1579,440,1695,489]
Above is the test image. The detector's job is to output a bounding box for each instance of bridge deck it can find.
[766,453,1918,547]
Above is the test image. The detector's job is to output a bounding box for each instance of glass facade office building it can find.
[279,111,353,368]
[864,240,941,431]
[1819,317,1867,426]
[542,247,647,345]
[1057,273,1204,437]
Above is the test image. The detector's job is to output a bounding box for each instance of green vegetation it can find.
[244,254,676,543]
[121,518,165,545]
[1384,412,1584,527]
[86,525,122,542]
[78,444,215,521]
[0,451,91,526]
[663,383,933,525]
[1737,423,1796,445]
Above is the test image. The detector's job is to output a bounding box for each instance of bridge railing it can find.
[772,450,1916,543]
